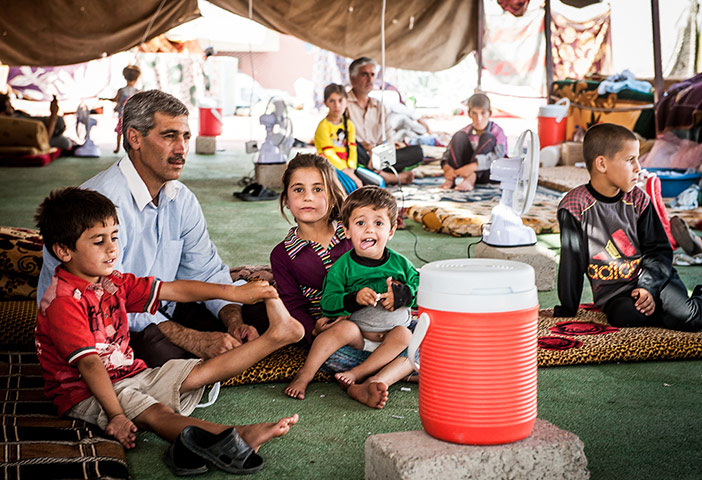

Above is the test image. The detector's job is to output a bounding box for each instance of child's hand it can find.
[313,316,339,336]
[105,413,137,449]
[356,287,379,306]
[236,280,278,303]
[631,288,655,316]
[379,277,397,311]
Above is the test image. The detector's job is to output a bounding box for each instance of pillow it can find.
[0,226,43,277]
[0,116,50,151]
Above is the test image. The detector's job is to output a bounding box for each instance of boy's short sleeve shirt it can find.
[35,268,161,415]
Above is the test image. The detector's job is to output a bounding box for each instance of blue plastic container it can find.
[647,168,702,198]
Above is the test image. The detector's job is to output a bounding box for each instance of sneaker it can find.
[670,216,702,256]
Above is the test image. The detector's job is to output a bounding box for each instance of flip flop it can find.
[162,441,208,476]
[179,426,264,475]
[233,182,279,201]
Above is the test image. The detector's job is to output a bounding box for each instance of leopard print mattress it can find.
[538,308,702,367]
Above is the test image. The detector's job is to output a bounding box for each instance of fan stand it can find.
[475,129,557,291]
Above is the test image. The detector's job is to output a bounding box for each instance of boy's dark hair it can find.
[467,93,491,111]
[122,65,141,82]
[582,123,638,171]
[122,89,188,153]
[35,187,119,260]
[279,153,346,224]
[341,186,397,229]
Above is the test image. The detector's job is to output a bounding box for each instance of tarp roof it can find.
[0,0,478,72]
[0,0,200,67]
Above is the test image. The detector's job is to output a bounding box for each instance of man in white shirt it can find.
[38,90,268,367]
[345,57,423,185]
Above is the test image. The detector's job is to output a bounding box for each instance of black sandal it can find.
[233,182,279,201]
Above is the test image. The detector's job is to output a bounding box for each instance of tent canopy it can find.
[0,0,478,72]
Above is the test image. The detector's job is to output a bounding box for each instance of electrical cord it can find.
[386,163,430,265]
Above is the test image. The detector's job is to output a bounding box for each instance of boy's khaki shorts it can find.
[68,358,205,429]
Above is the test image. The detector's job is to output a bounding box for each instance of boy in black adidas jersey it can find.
[554,123,701,331]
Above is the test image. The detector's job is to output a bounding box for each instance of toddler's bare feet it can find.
[284,375,310,400]
[265,298,304,345]
[439,179,454,189]
[334,371,358,390]
[236,414,299,452]
[347,381,388,409]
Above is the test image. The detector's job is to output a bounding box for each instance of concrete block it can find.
[365,419,589,480]
[255,162,287,189]
[474,242,557,291]
[195,135,217,155]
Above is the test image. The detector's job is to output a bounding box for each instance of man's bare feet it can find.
[264,298,305,345]
[439,179,454,189]
[347,381,388,409]
[235,414,299,452]
[334,371,358,389]
[284,375,310,400]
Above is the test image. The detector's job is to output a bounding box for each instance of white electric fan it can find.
[257,96,294,164]
[481,129,540,247]
[73,103,100,157]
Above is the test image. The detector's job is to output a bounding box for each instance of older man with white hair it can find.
[346,57,423,185]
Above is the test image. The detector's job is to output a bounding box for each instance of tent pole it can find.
[477,0,484,91]
[651,0,664,103]
[544,0,554,104]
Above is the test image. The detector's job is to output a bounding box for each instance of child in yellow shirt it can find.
[314,84,382,192]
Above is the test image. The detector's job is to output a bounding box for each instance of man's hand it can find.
[313,316,339,336]
[218,303,260,345]
[632,288,655,316]
[235,280,278,304]
[378,277,397,311]
[105,413,137,449]
[192,330,241,358]
[230,324,259,344]
[356,287,379,307]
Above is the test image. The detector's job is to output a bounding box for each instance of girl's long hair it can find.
[279,153,346,225]
[323,83,350,160]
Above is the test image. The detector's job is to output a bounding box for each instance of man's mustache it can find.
[168,155,186,163]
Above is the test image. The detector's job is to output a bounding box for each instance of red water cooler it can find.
[408,258,539,445]
[537,98,570,148]
[198,106,223,136]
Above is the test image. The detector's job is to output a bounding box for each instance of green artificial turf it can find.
[2,151,701,479]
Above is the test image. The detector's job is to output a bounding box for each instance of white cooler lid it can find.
[418,258,538,313]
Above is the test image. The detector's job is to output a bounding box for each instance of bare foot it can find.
[347,381,388,409]
[334,371,358,390]
[399,170,415,184]
[284,375,310,400]
[454,179,474,191]
[236,414,299,452]
[439,179,454,189]
[264,298,305,345]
